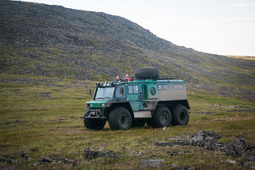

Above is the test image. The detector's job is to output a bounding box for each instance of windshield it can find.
[95,87,115,100]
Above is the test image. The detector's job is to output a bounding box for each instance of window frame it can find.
[173,84,184,90]
[115,84,126,98]
[127,85,139,94]
[157,84,169,90]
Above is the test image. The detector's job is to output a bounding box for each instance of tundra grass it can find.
[0,74,254,169]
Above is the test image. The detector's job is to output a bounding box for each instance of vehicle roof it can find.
[97,79,185,87]
[113,79,185,85]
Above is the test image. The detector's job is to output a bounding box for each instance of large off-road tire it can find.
[132,119,146,127]
[84,118,106,130]
[153,106,172,128]
[108,107,132,130]
[135,67,159,80]
[172,105,189,125]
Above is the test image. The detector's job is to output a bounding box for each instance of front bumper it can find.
[81,109,106,119]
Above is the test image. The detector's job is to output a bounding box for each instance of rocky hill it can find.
[0,0,254,101]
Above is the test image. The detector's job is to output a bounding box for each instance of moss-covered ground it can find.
[0,74,254,169]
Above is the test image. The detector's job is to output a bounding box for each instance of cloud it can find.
[223,3,255,7]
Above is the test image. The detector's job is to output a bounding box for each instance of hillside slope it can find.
[0,0,254,101]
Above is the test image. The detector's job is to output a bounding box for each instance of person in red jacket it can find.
[125,74,131,81]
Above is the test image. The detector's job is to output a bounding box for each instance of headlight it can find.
[100,103,111,107]
[87,103,92,107]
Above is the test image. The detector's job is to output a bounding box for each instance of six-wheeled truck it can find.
[81,68,190,130]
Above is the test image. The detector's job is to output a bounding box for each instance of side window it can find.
[173,84,184,90]
[128,85,139,94]
[128,85,133,94]
[173,84,179,90]
[116,85,126,98]
[158,84,163,90]
[150,87,156,95]
[163,84,169,89]
[158,84,169,90]
[133,85,139,94]
[178,84,184,89]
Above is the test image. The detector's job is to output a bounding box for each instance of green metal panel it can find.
[126,83,141,111]
[87,100,109,108]
[147,83,158,99]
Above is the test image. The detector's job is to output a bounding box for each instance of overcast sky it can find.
[20,0,255,56]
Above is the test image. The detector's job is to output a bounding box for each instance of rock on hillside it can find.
[0,0,254,101]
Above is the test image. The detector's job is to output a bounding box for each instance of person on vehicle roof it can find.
[125,74,131,81]
[113,75,122,83]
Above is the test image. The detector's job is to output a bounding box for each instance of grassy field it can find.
[226,55,255,60]
[0,74,254,169]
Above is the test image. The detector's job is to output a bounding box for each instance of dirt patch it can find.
[140,159,164,168]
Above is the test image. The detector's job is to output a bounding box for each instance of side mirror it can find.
[89,89,93,96]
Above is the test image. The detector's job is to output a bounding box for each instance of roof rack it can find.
[158,76,179,80]
[131,76,180,81]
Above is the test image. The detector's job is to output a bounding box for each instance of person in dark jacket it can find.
[113,75,122,83]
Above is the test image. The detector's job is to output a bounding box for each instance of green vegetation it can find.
[1,0,255,104]
[0,74,254,169]
[0,1,254,168]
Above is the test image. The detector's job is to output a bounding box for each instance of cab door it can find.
[115,84,127,102]
[126,84,141,111]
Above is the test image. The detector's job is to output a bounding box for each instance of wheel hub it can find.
[180,112,185,121]
[120,115,128,126]
[160,112,168,124]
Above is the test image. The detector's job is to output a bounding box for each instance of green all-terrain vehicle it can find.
[82,68,190,130]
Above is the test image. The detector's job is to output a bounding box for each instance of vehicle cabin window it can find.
[178,84,184,89]
[128,85,139,94]
[115,84,126,98]
[173,84,184,90]
[158,84,169,90]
